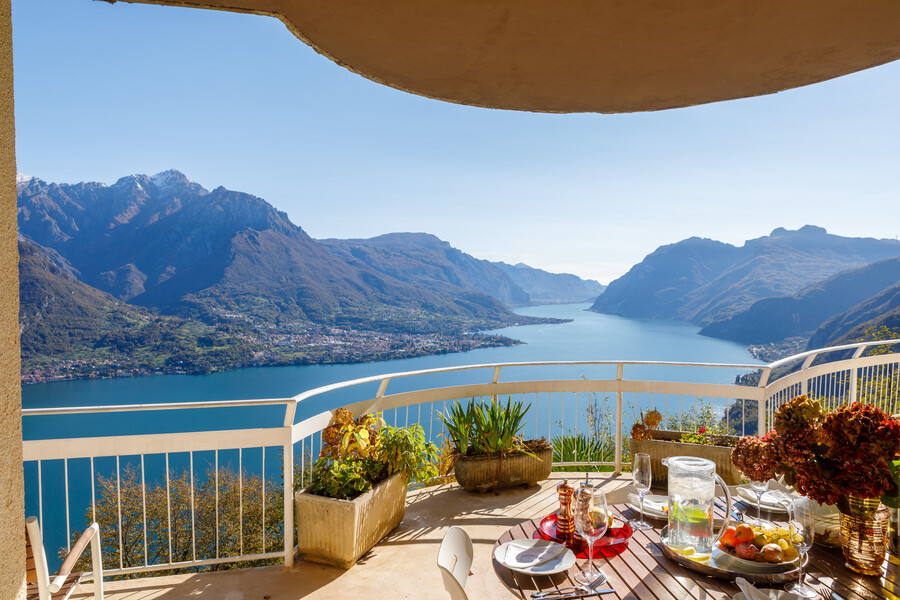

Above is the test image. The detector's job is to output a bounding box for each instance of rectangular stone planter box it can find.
[630,431,741,487]
[294,471,407,569]
[454,444,553,493]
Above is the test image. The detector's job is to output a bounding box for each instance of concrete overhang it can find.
[83,1,900,112]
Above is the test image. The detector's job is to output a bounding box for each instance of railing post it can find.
[800,354,816,396]
[758,368,770,436]
[614,363,624,475]
[283,433,294,566]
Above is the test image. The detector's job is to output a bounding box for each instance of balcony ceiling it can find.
[126,1,900,112]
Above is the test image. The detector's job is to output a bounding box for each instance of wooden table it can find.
[491,503,900,600]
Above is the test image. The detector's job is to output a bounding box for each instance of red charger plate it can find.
[536,513,633,558]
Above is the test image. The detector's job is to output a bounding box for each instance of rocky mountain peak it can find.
[150,169,208,196]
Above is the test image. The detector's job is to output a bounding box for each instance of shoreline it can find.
[21,330,525,385]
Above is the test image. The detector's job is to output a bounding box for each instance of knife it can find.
[531,588,616,599]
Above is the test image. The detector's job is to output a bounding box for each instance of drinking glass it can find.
[631,453,652,530]
[786,497,816,599]
[573,482,609,585]
[749,479,769,522]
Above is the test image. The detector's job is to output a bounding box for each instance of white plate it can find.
[494,539,576,575]
[736,487,791,513]
[733,590,804,600]
[626,493,668,519]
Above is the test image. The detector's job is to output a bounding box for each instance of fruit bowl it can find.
[660,526,807,583]
[715,523,801,573]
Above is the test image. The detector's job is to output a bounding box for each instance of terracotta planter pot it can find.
[630,431,740,486]
[454,444,553,493]
[294,471,407,568]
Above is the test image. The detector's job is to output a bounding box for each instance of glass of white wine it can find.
[631,452,652,530]
[573,482,609,585]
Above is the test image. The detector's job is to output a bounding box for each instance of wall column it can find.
[0,0,24,598]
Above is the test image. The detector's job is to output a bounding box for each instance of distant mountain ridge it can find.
[591,226,900,327]
[699,257,900,344]
[493,262,605,304]
[321,233,603,307]
[18,171,597,341]
[807,283,900,349]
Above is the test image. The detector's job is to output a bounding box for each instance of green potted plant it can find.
[630,409,740,486]
[440,396,552,494]
[294,408,438,568]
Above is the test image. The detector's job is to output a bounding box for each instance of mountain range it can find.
[17,170,602,375]
[590,226,900,354]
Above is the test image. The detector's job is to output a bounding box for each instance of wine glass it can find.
[573,482,609,585]
[630,453,652,530]
[785,497,817,599]
[749,479,769,522]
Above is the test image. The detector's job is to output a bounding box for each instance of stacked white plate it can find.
[493,539,576,575]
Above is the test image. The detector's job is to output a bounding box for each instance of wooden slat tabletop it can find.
[491,503,900,600]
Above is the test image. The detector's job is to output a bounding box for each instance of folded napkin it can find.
[627,493,667,516]
[503,540,567,569]
[737,480,796,510]
[735,577,804,600]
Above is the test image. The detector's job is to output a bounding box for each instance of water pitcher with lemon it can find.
[663,456,732,559]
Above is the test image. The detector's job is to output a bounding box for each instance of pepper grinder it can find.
[556,479,576,545]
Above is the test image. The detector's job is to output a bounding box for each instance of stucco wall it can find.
[0,0,24,597]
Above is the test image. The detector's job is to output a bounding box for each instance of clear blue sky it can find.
[12,0,900,283]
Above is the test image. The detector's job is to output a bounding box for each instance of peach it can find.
[760,543,784,563]
[735,542,759,561]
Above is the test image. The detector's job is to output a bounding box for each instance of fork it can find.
[532,575,612,599]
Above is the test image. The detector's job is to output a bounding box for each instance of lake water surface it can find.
[22,303,760,415]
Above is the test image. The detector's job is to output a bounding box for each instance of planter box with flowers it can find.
[440,397,552,494]
[294,409,438,568]
[630,410,740,486]
[731,395,900,575]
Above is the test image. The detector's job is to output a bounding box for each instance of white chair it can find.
[437,526,474,600]
[25,516,103,600]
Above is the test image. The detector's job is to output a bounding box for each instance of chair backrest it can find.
[437,526,473,600]
[25,516,104,600]
[25,523,40,584]
[25,516,52,597]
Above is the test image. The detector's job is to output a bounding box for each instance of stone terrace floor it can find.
[69,472,633,600]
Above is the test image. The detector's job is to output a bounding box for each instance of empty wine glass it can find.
[631,452,652,530]
[749,479,769,522]
[573,482,609,585]
[785,497,816,599]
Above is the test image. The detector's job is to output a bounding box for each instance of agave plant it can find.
[439,400,477,454]
[471,397,530,455]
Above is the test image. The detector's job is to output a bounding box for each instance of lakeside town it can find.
[21,327,520,384]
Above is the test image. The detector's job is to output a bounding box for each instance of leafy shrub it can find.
[303,410,439,500]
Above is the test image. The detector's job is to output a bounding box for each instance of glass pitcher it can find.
[662,456,732,559]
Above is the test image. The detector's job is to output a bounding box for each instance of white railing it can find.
[20,341,900,579]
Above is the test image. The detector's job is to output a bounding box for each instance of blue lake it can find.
[22,303,759,415]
